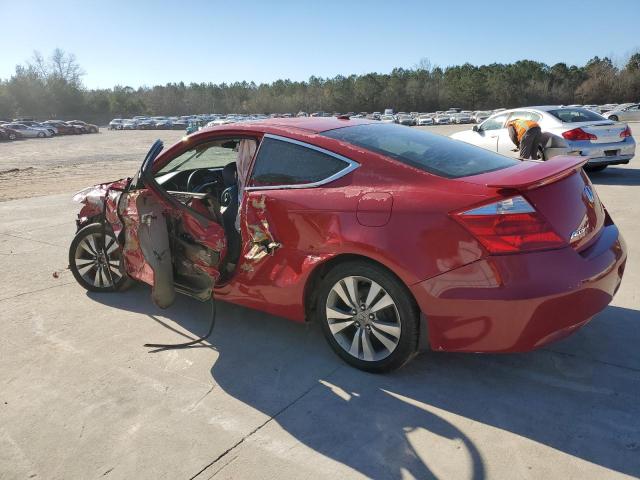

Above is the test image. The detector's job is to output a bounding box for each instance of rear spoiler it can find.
[468,156,588,191]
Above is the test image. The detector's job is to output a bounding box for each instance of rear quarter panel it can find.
[218,146,492,321]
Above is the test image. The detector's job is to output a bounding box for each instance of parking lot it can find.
[1,124,639,479]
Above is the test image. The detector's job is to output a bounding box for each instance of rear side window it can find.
[508,111,542,122]
[323,123,517,179]
[548,108,604,123]
[250,137,351,187]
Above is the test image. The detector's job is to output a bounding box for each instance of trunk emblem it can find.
[583,185,595,204]
[570,225,589,242]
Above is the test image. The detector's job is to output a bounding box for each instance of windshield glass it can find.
[548,108,604,123]
[323,123,517,178]
[156,139,240,175]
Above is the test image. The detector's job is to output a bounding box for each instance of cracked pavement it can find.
[1,126,639,479]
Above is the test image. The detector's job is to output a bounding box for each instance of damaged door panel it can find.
[214,189,334,321]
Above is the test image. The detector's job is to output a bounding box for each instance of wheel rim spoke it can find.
[86,235,99,255]
[349,328,361,357]
[329,319,355,335]
[361,329,375,361]
[364,281,382,309]
[105,237,118,253]
[369,293,394,313]
[107,263,122,280]
[343,277,359,309]
[370,326,397,352]
[326,306,353,320]
[371,319,401,339]
[77,262,95,276]
[93,267,103,287]
[80,238,96,256]
[334,282,356,309]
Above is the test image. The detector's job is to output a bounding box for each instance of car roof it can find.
[201,117,377,135]
[515,105,590,112]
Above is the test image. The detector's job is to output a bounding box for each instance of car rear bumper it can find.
[548,137,635,165]
[410,224,627,353]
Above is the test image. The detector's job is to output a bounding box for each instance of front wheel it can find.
[317,261,420,372]
[69,223,132,292]
[38,131,45,138]
[609,115,619,121]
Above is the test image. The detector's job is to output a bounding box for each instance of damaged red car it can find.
[69,118,627,372]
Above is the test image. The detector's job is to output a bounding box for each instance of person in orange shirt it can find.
[507,118,544,159]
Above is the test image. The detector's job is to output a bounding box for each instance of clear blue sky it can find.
[1,0,638,89]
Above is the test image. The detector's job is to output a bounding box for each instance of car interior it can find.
[135,137,259,303]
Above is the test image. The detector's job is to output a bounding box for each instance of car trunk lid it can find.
[461,156,605,251]
[569,121,628,144]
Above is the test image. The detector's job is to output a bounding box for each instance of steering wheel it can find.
[186,169,204,192]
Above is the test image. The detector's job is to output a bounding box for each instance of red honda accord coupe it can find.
[69,118,627,372]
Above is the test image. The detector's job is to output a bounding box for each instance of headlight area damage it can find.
[72,179,129,233]
[71,175,229,349]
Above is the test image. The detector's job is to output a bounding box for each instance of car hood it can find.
[72,178,129,205]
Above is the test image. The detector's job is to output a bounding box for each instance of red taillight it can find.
[562,128,597,141]
[453,196,566,254]
[620,126,632,138]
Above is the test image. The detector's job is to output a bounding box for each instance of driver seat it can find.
[220,162,241,265]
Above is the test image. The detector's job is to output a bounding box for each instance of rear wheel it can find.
[8,133,16,140]
[317,261,419,372]
[609,115,619,121]
[37,131,45,138]
[69,223,132,292]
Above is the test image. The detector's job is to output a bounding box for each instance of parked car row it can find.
[108,102,640,136]
[0,119,99,141]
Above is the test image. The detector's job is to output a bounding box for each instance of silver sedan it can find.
[4,123,53,138]
[450,106,635,170]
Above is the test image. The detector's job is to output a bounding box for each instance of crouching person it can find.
[507,118,544,160]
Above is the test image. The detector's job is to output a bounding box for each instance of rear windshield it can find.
[548,108,604,123]
[322,123,517,178]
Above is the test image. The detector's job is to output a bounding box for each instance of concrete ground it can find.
[1,125,639,479]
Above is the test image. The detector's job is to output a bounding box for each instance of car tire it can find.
[69,223,133,293]
[317,260,420,373]
[37,132,45,138]
[8,133,16,140]
[609,115,618,121]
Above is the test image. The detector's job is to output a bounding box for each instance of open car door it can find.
[117,140,227,308]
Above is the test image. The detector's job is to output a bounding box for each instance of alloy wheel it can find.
[73,230,123,289]
[325,275,401,362]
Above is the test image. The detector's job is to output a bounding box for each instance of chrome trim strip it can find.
[244,133,360,191]
[165,191,208,199]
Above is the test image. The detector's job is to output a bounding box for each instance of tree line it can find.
[1,49,639,124]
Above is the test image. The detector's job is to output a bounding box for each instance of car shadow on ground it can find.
[587,166,640,186]
[89,286,640,479]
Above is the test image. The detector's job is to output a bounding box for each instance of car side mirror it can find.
[473,125,479,132]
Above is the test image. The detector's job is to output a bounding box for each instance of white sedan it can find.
[450,106,635,171]
[603,104,640,122]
